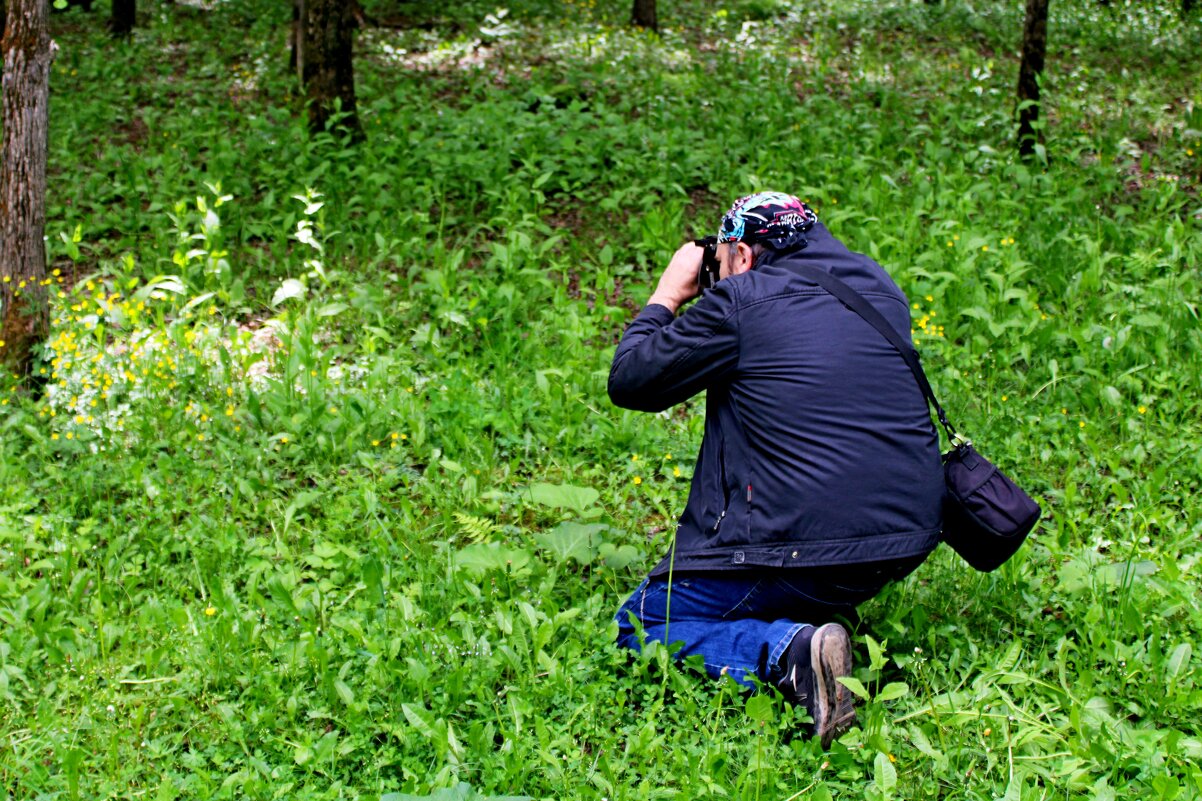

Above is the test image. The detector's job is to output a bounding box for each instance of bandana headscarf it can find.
[717,192,818,250]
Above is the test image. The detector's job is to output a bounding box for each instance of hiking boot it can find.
[775,623,856,747]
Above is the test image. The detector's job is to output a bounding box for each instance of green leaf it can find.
[874,751,898,795]
[745,694,774,723]
[837,676,870,701]
[527,482,600,513]
[272,278,307,306]
[866,634,887,671]
[534,521,605,564]
[1167,643,1192,681]
[876,682,909,702]
[454,543,532,575]
[333,680,354,706]
[401,703,438,740]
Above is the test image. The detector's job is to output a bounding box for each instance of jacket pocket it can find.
[712,437,730,531]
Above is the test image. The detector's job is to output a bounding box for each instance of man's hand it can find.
[647,242,703,315]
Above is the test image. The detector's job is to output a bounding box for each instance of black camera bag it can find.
[793,264,1041,572]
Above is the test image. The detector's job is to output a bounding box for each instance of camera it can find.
[694,236,721,292]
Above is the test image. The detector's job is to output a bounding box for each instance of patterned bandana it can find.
[717,192,818,248]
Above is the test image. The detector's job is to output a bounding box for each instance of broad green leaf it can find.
[528,482,599,513]
[866,634,887,671]
[876,682,909,702]
[874,751,898,794]
[333,680,354,706]
[1167,643,1191,680]
[534,521,605,564]
[837,676,870,701]
[454,543,532,575]
[745,694,774,723]
[401,703,438,740]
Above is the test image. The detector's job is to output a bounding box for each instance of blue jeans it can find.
[615,559,923,689]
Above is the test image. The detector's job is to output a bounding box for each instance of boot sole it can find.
[810,623,856,748]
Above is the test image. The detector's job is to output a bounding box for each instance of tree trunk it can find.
[289,0,300,80]
[109,0,134,36]
[631,0,657,31]
[1015,0,1049,159]
[299,0,362,140]
[0,0,53,375]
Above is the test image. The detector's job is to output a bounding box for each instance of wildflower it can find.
[204,606,216,616]
[280,435,289,444]
[946,241,953,247]
[372,439,380,447]
[673,466,681,477]
[632,476,642,485]
[51,432,59,440]
[981,245,989,252]
[1138,406,1147,414]
[390,432,398,440]
[631,454,639,461]
[225,406,234,417]
[925,295,933,302]
[664,453,672,460]
[1001,395,1008,402]
[1079,421,1085,428]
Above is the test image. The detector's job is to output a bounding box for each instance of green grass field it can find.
[2,0,1201,798]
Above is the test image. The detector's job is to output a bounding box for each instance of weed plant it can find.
[2,0,1201,799]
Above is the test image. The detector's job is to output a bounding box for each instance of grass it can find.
[2,0,1201,798]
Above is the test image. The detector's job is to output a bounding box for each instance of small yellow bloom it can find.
[51,432,59,440]
[226,387,234,396]
[925,295,933,302]
[1001,395,1008,402]
[391,431,398,440]
[1138,405,1147,414]
[372,439,380,447]
[225,406,235,416]
[197,433,205,442]
[673,466,681,477]
[280,435,289,444]
[204,606,216,616]
[631,454,639,461]
[664,453,672,460]
[1079,421,1085,429]
[946,241,954,247]
[981,245,989,252]
[632,476,642,485]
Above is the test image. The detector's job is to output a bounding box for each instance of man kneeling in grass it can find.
[608,193,942,747]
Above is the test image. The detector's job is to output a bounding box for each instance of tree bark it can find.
[0,0,53,375]
[109,0,134,36]
[1015,0,1049,159]
[631,0,657,31]
[299,0,362,141]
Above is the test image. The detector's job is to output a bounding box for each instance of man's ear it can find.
[731,242,756,275]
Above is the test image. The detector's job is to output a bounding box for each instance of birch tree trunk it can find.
[1015,0,1049,159]
[0,0,54,374]
[300,0,362,141]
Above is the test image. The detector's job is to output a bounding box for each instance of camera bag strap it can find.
[791,263,960,445]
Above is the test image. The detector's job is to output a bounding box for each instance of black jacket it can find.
[609,223,943,576]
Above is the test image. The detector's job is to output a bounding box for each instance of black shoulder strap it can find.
[792,264,959,444]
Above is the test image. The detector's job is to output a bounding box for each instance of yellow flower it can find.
[925,295,934,302]
[946,241,953,247]
[632,476,642,485]
[1001,395,1008,402]
[280,435,289,444]
[981,245,989,252]
[197,433,205,442]
[1078,421,1085,429]
[664,453,672,460]
[672,466,681,477]
[631,454,639,461]
[372,439,380,447]
[1138,405,1147,414]
[51,432,59,440]
[225,406,235,416]
[204,606,216,616]
[391,431,399,440]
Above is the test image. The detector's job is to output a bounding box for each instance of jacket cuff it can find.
[638,303,677,325]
